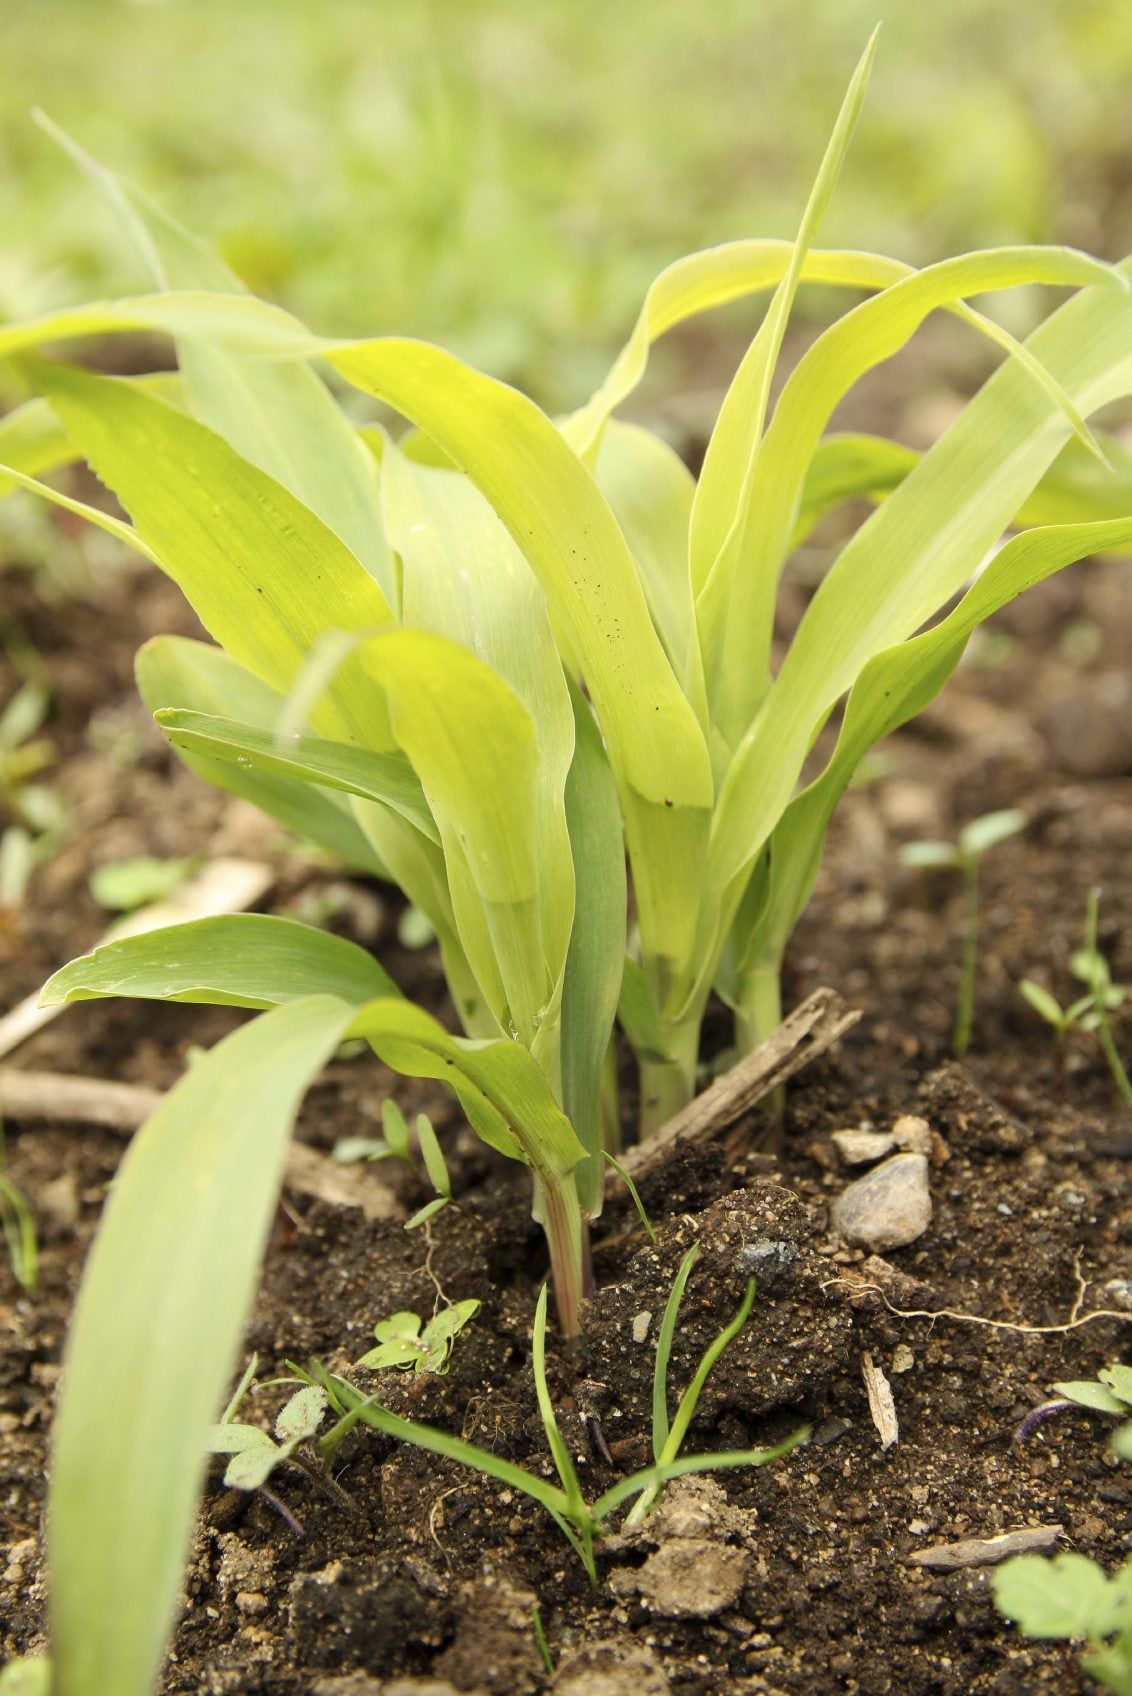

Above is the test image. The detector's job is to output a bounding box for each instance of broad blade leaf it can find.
[737,517,1132,984]
[41,913,399,1009]
[49,995,353,1696]
[155,709,438,844]
[136,637,390,874]
[698,246,1127,756]
[706,257,1132,974]
[559,682,626,1216]
[31,362,395,750]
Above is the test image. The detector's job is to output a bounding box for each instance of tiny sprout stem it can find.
[1084,887,1132,1107]
[532,1604,555,1676]
[953,853,980,1057]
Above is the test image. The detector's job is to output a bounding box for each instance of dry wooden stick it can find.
[0,1067,400,1219]
[0,1068,161,1131]
[612,986,860,1185]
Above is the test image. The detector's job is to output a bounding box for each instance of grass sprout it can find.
[901,808,1026,1055]
[306,1250,806,1587]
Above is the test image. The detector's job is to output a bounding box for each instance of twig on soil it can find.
[0,1068,162,1130]
[611,987,860,1186]
[0,1065,401,1219]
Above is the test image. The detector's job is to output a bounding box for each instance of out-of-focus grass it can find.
[2,0,1131,407]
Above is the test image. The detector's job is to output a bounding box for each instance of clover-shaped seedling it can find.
[356,1299,481,1376]
[1054,1364,1132,1462]
[993,1552,1132,1694]
[208,1375,329,1491]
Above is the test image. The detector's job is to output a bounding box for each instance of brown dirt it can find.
[1,453,1131,1694]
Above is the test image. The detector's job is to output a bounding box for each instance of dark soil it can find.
[2,422,1131,1694]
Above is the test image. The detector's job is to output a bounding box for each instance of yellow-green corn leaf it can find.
[38,117,394,601]
[0,395,74,496]
[155,710,439,844]
[560,244,912,459]
[593,421,702,712]
[40,913,399,1009]
[382,444,575,997]
[689,31,877,654]
[796,429,1132,550]
[743,516,1132,979]
[49,995,354,1696]
[6,290,707,991]
[32,362,395,749]
[699,257,1132,1008]
[0,291,322,363]
[697,246,1127,757]
[347,998,585,1187]
[0,458,156,560]
[559,682,626,1216]
[136,636,388,875]
[324,334,713,1007]
[360,626,556,1049]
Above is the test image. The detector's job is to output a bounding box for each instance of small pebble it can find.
[833,1154,932,1252]
[832,1129,896,1167]
[631,1311,652,1343]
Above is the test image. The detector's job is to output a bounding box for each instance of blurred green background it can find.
[2,0,1131,409]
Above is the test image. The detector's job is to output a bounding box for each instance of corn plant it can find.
[4,39,1132,1696]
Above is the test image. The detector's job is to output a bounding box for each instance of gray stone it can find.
[832,1128,897,1166]
[832,1153,932,1251]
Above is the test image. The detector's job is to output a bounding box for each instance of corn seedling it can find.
[305,1250,806,1589]
[1021,888,1131,1103]
[9,41,1132,1695]
[901,808,1027,1055]
[355,1299,480,1374]
[994,1555,1132,1695]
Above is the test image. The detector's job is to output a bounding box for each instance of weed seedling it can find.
[993,1555,1132,1695]
[306,1247,807,1587]
[355,1300,480,1375]
[1020,888,1131,1103]
[207,1355,329,1492]
[0,1123,37,1290]
[901,808,1026,1056]
[334,1099,453,1230]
